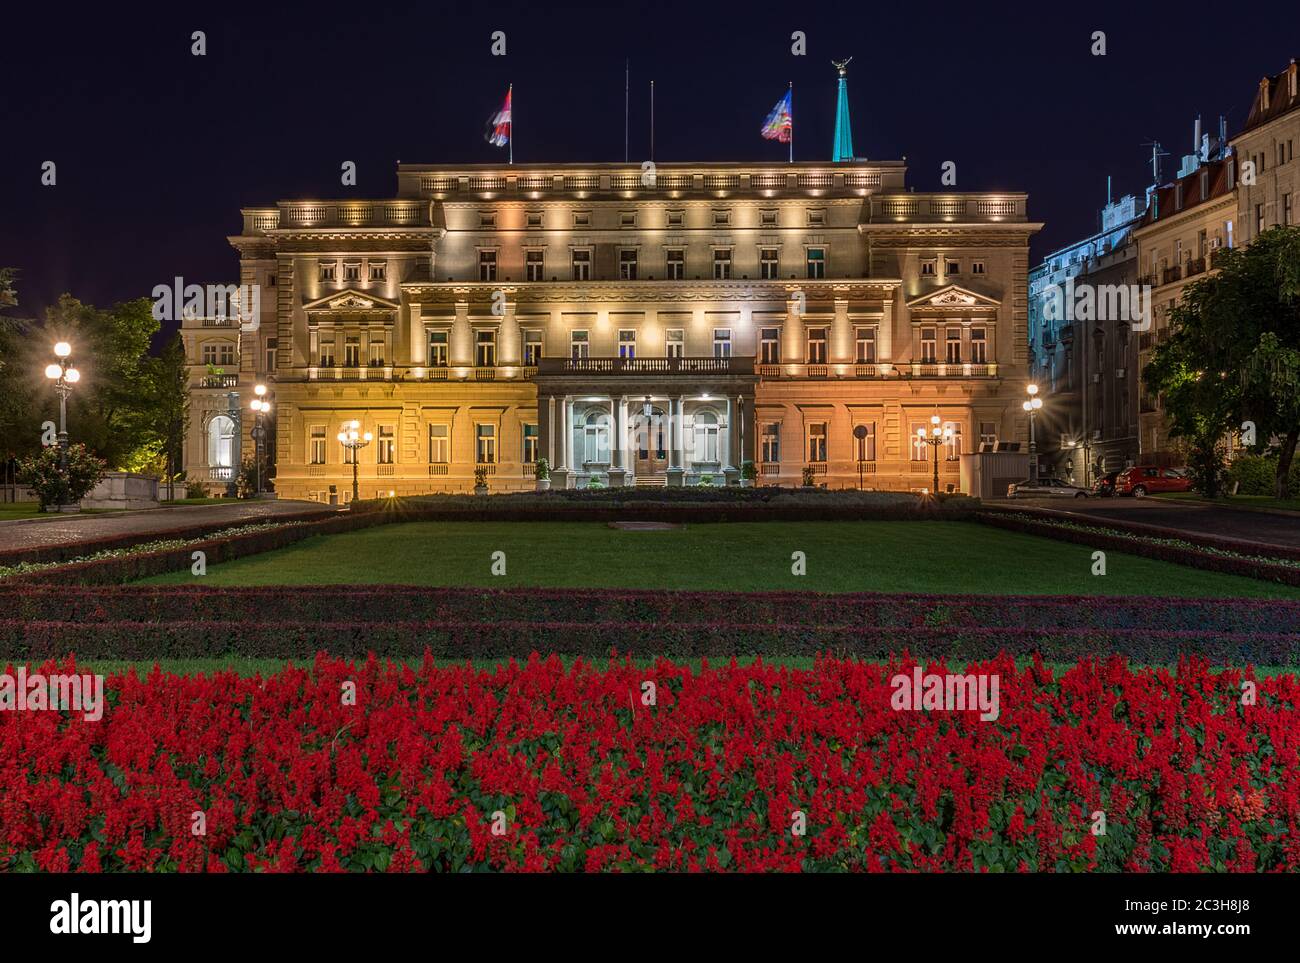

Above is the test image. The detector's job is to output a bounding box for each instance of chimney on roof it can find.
[1193,115,1202,155]
[1291,59,1298,98]
[1260,76,1271,111]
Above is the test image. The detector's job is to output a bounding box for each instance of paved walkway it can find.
[0,501,339,552]
[1000,497,1300,550]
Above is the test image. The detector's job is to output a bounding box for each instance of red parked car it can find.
[1115,465,1192,497]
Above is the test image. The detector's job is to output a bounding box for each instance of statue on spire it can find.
[831,58,855,162]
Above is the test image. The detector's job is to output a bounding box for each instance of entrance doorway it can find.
[635,406,668,475]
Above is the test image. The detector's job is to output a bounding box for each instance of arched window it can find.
[582,409,610,464]
[692,409,719,463]
[207,415,235,468]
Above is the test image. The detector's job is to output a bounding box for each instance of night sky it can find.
[2,1,1293,344]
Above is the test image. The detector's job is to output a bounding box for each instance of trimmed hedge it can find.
[0,507,340,568]
[976,511,1300,585]
[3,513,387,585]
[1,585,1296,635]
[3,619,1296,665]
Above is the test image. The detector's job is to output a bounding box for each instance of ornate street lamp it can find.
[336,420,372,505]
[249,383,271,496]
[44,341,80,472]
[1022,383,1043,482]
[915,414,953,495]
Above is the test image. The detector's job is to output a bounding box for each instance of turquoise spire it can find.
[831,57,854,162]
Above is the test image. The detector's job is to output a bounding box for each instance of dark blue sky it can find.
[2,1,1293,336]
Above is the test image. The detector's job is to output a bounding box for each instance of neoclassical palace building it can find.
[183,159,1041,500]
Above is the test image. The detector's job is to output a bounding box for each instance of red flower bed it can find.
[1,653,1297,872]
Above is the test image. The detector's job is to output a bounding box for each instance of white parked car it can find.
[1006,477,1091,499]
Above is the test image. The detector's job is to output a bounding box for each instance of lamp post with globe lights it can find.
[1023,384,1043,482]
[915,414,953,495]
[337,420,371,505]
[249,384,271,496]
[44,341,81,472]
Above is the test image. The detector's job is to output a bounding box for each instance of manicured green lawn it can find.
[0,502,48,521]
[137,520,1300,598]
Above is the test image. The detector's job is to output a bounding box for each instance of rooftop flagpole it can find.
[789,80,793,164]
[624,60,629,163]
[650,80,655,161]
[509,82,513,164]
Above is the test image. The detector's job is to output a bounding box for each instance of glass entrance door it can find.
[635,407,668,474]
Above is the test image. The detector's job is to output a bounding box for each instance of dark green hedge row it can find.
[3,620,1296,666]
[975,512,1300,585]
[2,585,1295,635]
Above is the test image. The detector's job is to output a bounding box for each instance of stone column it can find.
[880,298,895,367]
[501,300,521,365]
[451,301,472,367]
[408,303,425,364]
[785,293,806,364]
[831,297,853,364]
[667,395,685,486]
[609,396,627,487]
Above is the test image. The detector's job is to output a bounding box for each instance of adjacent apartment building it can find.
[181,158,1041,500]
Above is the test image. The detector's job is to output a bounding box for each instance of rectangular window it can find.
[972,260,986,275]
[945,259,960,276]
[309,426,326,465]
[760,209,778,227]
[264,338,277,372]
[667,210,684,228]
[344,336,361,367]
[526,211,543,228]
[761,423,781,463]
[1285,193,1294,226]
[476,424,497,464]
[343,262,361,282]
[920,259,937,277]
[855,422,877,462]
[618,329,636,359]
[713,328,731,358]
[573,212,590,227]
[760,248,779,280]
[1256,203,1265,233]
[945,329,962,364]
[318,339,335,368]
[571,330,589,360]
[920,328,937,363]
[760,327,781,364]
[428,330,448,367]
[475,329,497,367]
[523,424,538,464]
[525,249,544,282]
[368,338,386,367]
[377,425,395,464]
[855,327,876,363]
[665,249,685,280]
[620,211,636,228]
[480,212,497,228]
[806,248,826,279]
[971,327,987,363]
[478,250,498,282]
[619,249,638,280]
[572,250,591,281]
[666,329,684,359]
[713,249,732,280]
[319,261,337,281]
[712,209,731,226]
[807,209,825,226]
[523,329,542,366]
[944,421,962,461]
[368,261,386,281]
[979,421,998,450]
[807,423,827,463]
[806,328,828,364]
[428,424,449,463]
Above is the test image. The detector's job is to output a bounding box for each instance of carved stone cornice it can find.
[400,278,903,305]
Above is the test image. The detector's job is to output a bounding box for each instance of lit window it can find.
[368,338,386,367]
[428,424,449,463]
[571,330,589,360]
[920,328,936,363]
[713,328,731,358]
[666,329,684,358]
[523,329,542,366]
[475,329,497,367]
[309,426,326,465]
[618,329,636,359]
[476,424,497,464]
[377,426,395,464]
[693,410,720,463]
[807,423,827,463]
[523,424,538,464]
[428,330,448,367]
[344,336,361,367]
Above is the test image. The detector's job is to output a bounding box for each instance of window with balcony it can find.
[478,250,498,282]
[428,330,448,367]
[713,249,732,280]
[428,424,449,463]
[806,422,827,463]
[760,327,781,364]
[855,422,876,462]
[525,249,544,281]
[666,249,685,280]
[523,329,542,366]
[971,327,987,364]
[523,424,538,464]
[945,329,962,364]
[476,423,497,464]
[760,248,779,279]
[943,422,962,461]
[318,339,335,368]
[368,339,386,367]
[309,426,326,465]
[761,423,781,463]
[713,328,731,358]
[666,329,684,358]
[344,337,361,368]
[572,249,591,281]
[619,249,638,280]
[201,343,237,367]
[806,328,827,364]
[377,425,395,464]
[855,327,876,363]
[618,329,636,359]
[806,248,826,279]
[475,329,497,367]
[920,328,936,363]
[571,330,589,360]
